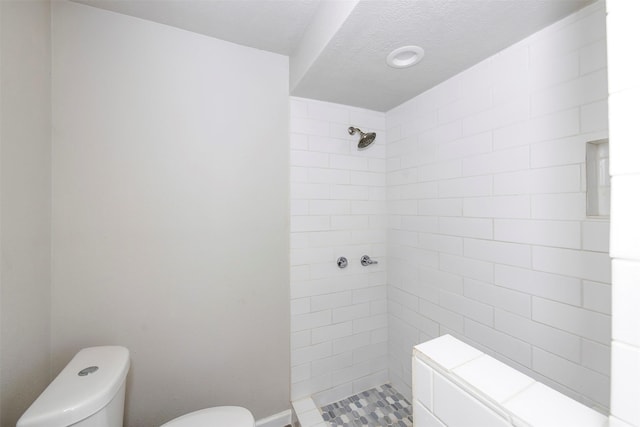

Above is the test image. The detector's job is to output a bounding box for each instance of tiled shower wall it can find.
[385,1,610,410]
[289,97,388,405]
[607,1,640,427]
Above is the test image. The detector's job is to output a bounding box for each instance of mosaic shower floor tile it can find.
[320,384,412,426]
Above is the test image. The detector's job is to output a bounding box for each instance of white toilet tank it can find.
[17,346,130,427]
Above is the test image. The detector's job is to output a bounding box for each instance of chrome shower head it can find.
[348,126,376,149]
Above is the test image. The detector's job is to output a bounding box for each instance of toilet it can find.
[17,346,130,427]
[17,346,255,427]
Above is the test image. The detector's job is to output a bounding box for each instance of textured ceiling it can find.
[71,0,595,112]
[72,0,322,55]
[293,0,596,111]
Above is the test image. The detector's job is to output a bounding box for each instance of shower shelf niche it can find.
[586,138,610,218]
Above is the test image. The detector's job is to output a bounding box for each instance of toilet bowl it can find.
[17,345,255,427]
[160,406,255,427]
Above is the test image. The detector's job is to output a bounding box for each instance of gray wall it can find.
[51,2,290,425]
[0,1,52,425]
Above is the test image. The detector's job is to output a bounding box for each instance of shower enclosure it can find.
[289,0,611,420]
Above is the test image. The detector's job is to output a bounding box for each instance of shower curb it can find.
[292,397,327,427]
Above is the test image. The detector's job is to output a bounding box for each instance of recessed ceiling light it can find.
[386,45,424,69]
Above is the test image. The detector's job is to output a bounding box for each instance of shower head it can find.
[348,126,376,149]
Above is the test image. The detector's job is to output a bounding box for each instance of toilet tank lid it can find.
[17,346,130,427]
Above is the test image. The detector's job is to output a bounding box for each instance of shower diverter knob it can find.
[360,255,378,266]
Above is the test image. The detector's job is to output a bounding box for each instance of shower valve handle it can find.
[337,257,348,269]
[361,255,378,266]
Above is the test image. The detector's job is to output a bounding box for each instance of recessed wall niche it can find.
[586,139,610,217]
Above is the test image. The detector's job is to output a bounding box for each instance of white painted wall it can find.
[385,1,610,410]
[607,1,640,426]
[289,97,387,405]
[51,2,289,425]
[0,1,52,425]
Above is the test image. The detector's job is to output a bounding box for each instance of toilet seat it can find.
[160,406,255,427]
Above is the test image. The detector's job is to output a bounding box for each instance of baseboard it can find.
[255,409,292,427]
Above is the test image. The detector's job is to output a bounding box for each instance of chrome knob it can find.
[360,255,378,266]
[337,257,348,268]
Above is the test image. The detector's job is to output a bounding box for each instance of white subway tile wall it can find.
[386,1,610,410]
[290,97,388,404]
[607,1,640,427]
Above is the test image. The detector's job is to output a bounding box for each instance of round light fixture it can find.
[386,45,424,69]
